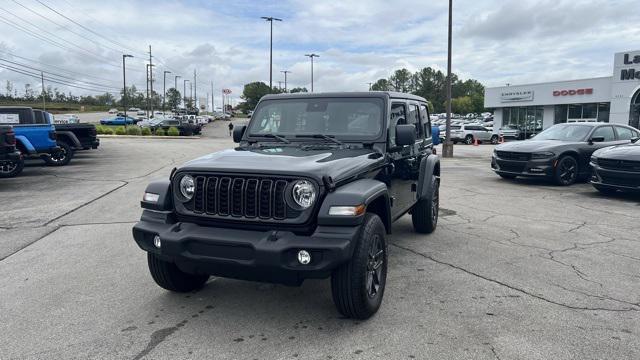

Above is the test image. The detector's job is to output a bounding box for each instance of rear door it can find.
[386,101,417,219]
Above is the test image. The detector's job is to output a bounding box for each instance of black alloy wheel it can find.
[366,234,384,298]
[44,142,73,166]
[555,156,578,186]
[0,159,24,178]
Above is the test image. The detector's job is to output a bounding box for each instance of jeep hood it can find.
[178,147,385,183]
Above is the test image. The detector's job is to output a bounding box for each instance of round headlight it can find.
[291,180,316,209]
[179,175,195,200]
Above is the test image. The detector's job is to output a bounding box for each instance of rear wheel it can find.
[490,135,499,144]
[554,156,578,186]
[412,175,439,234]
[44,142,73,166]
[331,213,387,320]
[0,158,24,178]
[147,253,209,292]
[465,135,474,145]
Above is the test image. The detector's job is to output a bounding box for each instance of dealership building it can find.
[484,50,640,136]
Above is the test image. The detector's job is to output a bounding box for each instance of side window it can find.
[389,103,407,147]
[419,104,431,138]
[615,126,634,140]
[592,126,616,141]
[407,104,421,138]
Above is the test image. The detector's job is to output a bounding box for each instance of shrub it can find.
[141,127,151,136]
[102,127,114,135]
[114,126,126,135]
[167,127,180,136]
[95,125,104,134]
[155,128,166,136]
[127,126,141,135]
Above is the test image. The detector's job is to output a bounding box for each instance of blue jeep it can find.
[0,107,67,170]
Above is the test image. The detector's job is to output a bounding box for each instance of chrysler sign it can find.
[500,90,534,102]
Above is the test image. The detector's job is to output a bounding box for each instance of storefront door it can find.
[630,89,640,129]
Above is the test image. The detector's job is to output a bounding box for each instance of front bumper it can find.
[132,210,360,285]
[0,150,21,162]
[591,164,640,192]
[491,155,555,177]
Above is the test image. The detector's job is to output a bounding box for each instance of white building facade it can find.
[484,50,640,136]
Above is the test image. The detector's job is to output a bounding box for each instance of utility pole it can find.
[442,0,454,158]
[304,53,319,92]
[211,81,214,113]
[261,16,282,90]
[193,69,197,110]
[145,64,150,117]
[162,70,171,113]
[183,80,189,108]
[190,82,193,108]
[41,71,45,111]
[281,70,290,92]
[122,54,133,120]
[367,82,373,91]
[174,75,181,109]
[148,45,154,116]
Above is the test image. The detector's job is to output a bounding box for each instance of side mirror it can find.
[395,124,416,146]
[589,136,605,144]
[233,125,246,143]
[631,137,640,143]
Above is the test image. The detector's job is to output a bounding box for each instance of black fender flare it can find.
[140,179,173,212]
[317,179,391,232]
[55,131,82,148]
[417,154,440,200]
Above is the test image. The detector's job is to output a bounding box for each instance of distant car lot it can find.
[1,121,638,359]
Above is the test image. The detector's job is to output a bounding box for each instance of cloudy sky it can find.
[0,0,639,107]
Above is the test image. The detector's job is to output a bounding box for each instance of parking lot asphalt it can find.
[1,120,639,360]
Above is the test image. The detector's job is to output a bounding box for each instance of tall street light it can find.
[304,54,319,92]
[442,0,454,158]
[122,54,133,122]
[183,79,189,108]
[174,75,181,110]
[162,70,171,113]
[281,70,290,92]
[261,16,282,90]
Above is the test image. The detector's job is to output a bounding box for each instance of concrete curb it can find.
[97,135,200,140]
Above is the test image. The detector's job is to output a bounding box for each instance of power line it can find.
[0,63,119,94]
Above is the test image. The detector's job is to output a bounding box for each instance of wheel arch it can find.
[55,131,81,148]
[417,154,440,200]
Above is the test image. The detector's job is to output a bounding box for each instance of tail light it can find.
[89,127,97,136]
[49,130,57,140]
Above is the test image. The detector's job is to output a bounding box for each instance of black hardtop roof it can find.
[261,91,428,103]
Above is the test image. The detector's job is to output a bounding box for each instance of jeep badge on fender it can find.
[132,91,441,320]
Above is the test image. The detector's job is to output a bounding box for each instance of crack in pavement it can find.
[391,243,640,312]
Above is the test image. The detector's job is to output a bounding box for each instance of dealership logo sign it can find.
[553,88,593,96]
[620,54,640,81]
[500,90,534,102]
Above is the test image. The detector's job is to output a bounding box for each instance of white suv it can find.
[450,124,499,144]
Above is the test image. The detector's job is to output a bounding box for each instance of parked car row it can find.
[491,122,640,194]
[0,106,99,178]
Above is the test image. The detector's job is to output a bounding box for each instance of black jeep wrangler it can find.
[0,125,23,178]
[133,92,440,319]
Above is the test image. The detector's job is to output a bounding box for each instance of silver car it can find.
[450,124,499,144]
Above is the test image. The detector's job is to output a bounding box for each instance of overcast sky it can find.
[0,0,639,106]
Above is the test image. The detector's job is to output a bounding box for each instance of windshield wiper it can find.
[295,134,344,145]
[259,133,290,144]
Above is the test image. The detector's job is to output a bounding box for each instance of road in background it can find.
[1,120,639,359]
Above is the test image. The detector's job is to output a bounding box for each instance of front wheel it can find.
[554,156,578,186]
[490,135,499,144]
[0,158,24,178]
[44,142,73,166]
[465,135,474,145]
[412,175,439,234]
[147,253,209,292]
[331,213,387,320]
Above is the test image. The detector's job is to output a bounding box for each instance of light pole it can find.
[122,54,133,122]
[304,54,319,92]
[174,75,181,110]
[162,70,171,113]
[183,79,189,108]
[281,70,290,92]
[367,82,373,91]
[261,16,282,90]
[442,0,454,158]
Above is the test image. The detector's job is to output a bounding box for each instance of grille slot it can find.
[183,175,302,221]
[497,151,531,161]
[599,159,640,172]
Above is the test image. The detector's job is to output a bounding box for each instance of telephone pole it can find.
[148,45,154,116]
[41,71,45,111]
[367,82,373,91]
[162,70,171,112]
[193,69,197,110]
[211,81,214,113]
[281,70,290,92]
[442,0,454,158]
[183,79,189,108]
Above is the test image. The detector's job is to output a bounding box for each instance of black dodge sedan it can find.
[590,139,640,193]
[491,122,640,185]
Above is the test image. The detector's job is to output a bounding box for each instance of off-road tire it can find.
[0,158,24,178]
[44,141,73,166]
[331,213,387,320]
[412,175,439,234]
[147,253,209,292]
[554,155,578,186]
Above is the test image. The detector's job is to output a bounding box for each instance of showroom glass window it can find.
[554,103,610,123]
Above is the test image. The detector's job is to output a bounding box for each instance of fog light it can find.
[529,168,544,173]
[297,250,311,265]
[153,235,161,248]
[143,192,160,203]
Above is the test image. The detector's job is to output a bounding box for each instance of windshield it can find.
[533,124,591,141]
[247,98,384,140]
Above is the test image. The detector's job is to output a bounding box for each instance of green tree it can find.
[371,78,391,91]
[389,68,412,92]
[240,81,273,111]
[450,96,474,114]
[289,87,308,93]
[165,88,181,110]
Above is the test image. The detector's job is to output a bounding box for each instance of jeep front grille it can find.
[185,175,299,221]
